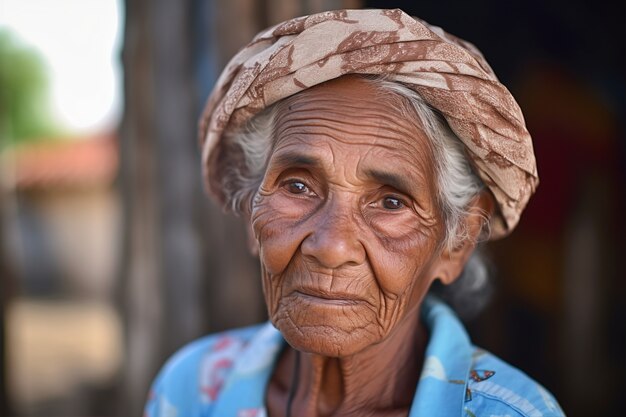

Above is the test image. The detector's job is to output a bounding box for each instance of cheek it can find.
[367,217,441,298]
[251,195,308,275]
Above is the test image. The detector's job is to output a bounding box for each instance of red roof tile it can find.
[7,133,118,189]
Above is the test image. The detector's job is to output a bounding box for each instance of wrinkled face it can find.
[250,76,447,357]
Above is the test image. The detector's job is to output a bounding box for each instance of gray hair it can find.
[218,76,492,319]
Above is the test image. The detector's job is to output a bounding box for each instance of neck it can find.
[268,308,427,417]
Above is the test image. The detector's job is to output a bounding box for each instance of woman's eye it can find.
[382,196,404,210]
[285,180,308,194]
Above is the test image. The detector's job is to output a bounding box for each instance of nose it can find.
[300,200,366,268]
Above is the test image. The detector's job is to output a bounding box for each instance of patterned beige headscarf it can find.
[199,8,538,239]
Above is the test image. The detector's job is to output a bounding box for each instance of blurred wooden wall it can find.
[119,1,360,415]
[0,218,13,417]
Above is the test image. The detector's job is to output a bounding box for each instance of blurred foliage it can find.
[0,28,59,148]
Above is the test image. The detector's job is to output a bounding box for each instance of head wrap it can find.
[199,8,538,239]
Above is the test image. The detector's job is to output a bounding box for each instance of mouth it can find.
[293,289,363,306]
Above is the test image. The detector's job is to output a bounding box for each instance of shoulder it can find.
[463,348,566,417]
[144,324,265,417]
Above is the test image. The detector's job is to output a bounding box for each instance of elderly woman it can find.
[145,9,564,417]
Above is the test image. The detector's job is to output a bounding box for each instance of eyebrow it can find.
[270,151,320,168]
[365,169,414,195]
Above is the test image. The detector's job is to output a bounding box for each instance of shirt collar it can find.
[410,296,473,416]
[213,296,473,417]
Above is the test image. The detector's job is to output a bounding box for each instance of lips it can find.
[294,288,363,305]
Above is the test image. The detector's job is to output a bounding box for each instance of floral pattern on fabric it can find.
[200,335,245,403]
[144,298,565,417]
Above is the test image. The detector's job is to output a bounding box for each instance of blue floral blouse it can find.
[144,297,565,417]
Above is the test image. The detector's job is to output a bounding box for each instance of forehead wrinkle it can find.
[283,102,401,122]
[275,120,422,150]
[277,127,414,149]
[278,90,421,135]
[357,136,435,176]
[277,106,419,141]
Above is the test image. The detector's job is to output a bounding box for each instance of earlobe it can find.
[433,251,468,286]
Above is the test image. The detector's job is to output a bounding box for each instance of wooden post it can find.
[118,1,362,414]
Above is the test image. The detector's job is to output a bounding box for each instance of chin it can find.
[271,299,382,357]
[280,323,378,357]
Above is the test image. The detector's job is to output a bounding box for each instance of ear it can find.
[243,210,259,257]
[432,191,495,285]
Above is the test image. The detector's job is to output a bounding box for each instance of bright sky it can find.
[0,0,123,133]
